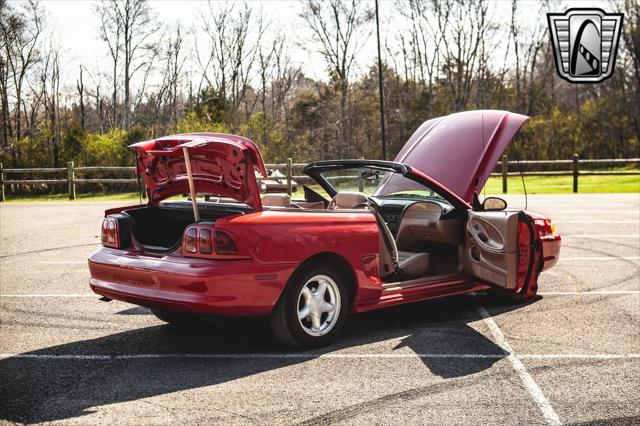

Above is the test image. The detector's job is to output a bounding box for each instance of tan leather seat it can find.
[375,211,430,280]
[328,191,429,280]
[398,251,430,279]
[262,193,291,207]
[328,191,368,210]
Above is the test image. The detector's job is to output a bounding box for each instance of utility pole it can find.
[375,0,387,160]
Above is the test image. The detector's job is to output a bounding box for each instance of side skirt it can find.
[352,277,491,313]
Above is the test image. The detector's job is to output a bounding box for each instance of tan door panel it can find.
[463,211,519,289]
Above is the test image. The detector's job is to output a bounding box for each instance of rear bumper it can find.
[88,248,296,316]
[541,234,561,271]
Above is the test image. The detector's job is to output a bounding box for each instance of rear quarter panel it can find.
[216,210,382,308]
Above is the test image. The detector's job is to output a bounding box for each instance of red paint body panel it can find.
[354,279,491,313]
[89,247,295,316]
[89,210,384,315]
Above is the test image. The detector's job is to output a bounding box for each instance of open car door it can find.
[463,210,541,297]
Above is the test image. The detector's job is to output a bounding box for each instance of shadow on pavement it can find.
[0,293,532,423]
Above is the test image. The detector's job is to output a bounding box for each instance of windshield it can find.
[317,167,451,204]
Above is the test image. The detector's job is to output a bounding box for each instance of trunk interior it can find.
[123,201,251,251]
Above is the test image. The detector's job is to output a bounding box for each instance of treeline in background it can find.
[1,0,639,170]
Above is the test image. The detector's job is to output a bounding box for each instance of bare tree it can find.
[438,0,492,111]
[96,1,121,129]
[39,40,61,166]
[76,65,85,129]
[398,0,449,98]
[270,36,302,146]
[96,0,158,130]
[618,0,640,141]
[154,24,186,134]
[301,0,372,157]
[198,2,262,132]
[508,0,549,115]
[0,0,43,163]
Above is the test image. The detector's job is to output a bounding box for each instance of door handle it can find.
[467,222,505,253]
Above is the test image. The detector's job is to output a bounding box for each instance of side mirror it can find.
[482,197,507,211]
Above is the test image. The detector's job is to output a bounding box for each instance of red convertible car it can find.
[88,110,561,347]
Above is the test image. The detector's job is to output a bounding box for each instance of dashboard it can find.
[371,196,454,235]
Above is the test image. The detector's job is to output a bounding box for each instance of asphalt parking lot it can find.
[1,193,638,425]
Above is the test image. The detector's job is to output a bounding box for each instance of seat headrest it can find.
[262,193,291,207]
[333,191,368,209]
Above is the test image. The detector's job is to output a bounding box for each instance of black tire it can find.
[269,261,349,348]
[151,308,201,327]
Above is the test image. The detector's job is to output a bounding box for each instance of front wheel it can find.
[269,262,349,348]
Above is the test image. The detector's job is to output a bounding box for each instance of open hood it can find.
[130,133,267,209]
[389,110,529,204]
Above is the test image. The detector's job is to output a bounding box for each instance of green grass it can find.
[483,174,640,195]
[2,192,142,203]
[2,174,638,202]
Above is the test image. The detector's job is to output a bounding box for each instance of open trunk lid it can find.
[390,110,529,203]
[130,133,267,209]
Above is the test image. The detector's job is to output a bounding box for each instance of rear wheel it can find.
[269,261,349,348]
[151,308,201,327]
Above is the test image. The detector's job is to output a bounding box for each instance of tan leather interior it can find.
[261,193,291,207]
[375,211,430,280]
[329,191,368,209]
[396,202,463,250]
[463,211,519,289]
[397,251,430,279]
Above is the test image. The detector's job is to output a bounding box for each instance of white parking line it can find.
[475,301,562,426]
[560,256,639,261]
[563,235,640,239]
[0,353,638,361]
[540,291,640,295]
[555,220,638,224]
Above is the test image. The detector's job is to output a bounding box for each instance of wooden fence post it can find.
[0,163,5,202]
[286,158,293,196]
[502,155,508,194]
[573,153,579,193]
[67,161,76,200]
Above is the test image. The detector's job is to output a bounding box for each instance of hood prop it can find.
[182,146,200,222]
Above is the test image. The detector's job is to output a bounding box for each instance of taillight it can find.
[199,229,213,254]
[182,226,240,257]
[101,217,119,248]
[101,220,108,242]
[184,228,197,253]
[533,218,556,237]
[214,231,237,255]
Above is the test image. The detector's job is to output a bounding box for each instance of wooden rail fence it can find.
[0,155,638,201]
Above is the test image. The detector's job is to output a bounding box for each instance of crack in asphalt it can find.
[0,242,99,259]
[296,370,510,426]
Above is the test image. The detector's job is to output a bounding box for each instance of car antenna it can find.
[511,141,528,211]
[183,146,200,222]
